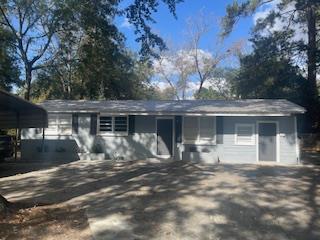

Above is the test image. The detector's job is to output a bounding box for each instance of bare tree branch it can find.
[157,56,181,100]
[0,6,19,40]
[0,1,60,99]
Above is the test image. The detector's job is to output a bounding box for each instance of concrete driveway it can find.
[0,159,319,240]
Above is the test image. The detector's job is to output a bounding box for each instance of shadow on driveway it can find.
[0,160,319,240]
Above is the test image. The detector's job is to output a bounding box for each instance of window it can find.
[46,114,72,135]
[114,116,128,132]
[235,124,255,145]
[99,116,112,132]
[183,116,216,144]
[183,117,198,142]
[99,115,128,135]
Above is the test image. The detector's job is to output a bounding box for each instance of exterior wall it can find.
[178,144,222,163]
[21,114,299,164]
[222,117,257,163]
[95,115,157,159]
[21,115,158,161]
[277,116,298,164]
[178,116,298,164]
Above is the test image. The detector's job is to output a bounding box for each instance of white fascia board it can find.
[46,110,292,116]
[47,110,99,113]
[110,112,291,116]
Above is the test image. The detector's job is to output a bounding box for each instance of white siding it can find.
[21,114,299,164]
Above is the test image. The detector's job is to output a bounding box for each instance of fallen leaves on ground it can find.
[0,202,92,240]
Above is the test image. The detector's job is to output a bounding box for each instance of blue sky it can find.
[117,0,254,53]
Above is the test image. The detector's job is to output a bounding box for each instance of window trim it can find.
[182,116,216,145]
[234,123,255,145]
[98,114,129,136]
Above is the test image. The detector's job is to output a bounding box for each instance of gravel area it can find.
[0,158,319,240]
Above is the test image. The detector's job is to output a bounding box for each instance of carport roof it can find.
[0,89,47,129]
[40,99,305,116]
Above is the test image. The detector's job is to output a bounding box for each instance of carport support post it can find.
[14,127,17,160]
[42,127,45,152]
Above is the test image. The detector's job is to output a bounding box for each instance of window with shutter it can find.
[183,116,216,144]
[46,114,72,135]
[183,117,198,142]
[59,115,72,135]
[99,115,128,136]
[46,114,59,135]
[200,117,215,141]
[235,124,255,145]
[114,116,128,132]
[99,116,112,132]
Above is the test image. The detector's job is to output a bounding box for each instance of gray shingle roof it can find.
[39,99,305,115]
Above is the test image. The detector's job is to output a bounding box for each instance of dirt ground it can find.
[0,203,91,240]
[0,156,320,240]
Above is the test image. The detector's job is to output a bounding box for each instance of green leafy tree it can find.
[32,51,155,100]
[195,87,227,100]
[233,34,309,111]
[151,86,177,100]
[31,0,158,101]
[0,0,183,100]
[0,0,67,99]
[125,0,183,59]
[129,60,158,100]
[0,27,19,91]
[222,0,320,130]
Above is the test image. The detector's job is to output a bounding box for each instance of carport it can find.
[0,89,47,159]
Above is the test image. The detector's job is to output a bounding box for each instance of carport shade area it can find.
[0,89,47,129]
[0,89,48,158]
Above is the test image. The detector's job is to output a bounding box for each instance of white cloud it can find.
[153,49,214,77]
[152,80,171,91]
[253,0,279,24]
[187,81,198,92]
[153,57,178,75]
[120,18,132,29]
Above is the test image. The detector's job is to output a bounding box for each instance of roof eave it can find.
[44,110,302,116]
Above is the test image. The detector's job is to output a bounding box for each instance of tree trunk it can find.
[195,80,205,99]
[24,65,32,100]
[306,4,319,130]
[307,5,318,100]
[66,80,71,99]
